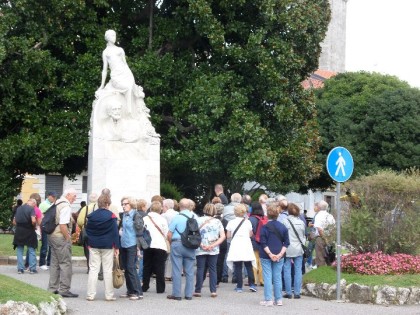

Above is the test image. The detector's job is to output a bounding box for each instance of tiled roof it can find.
[302,69,337,89]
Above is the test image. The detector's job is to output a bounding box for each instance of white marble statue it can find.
[92,29,159,143]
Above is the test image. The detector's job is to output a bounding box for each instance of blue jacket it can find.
[259,220,289,259]
[86,208,120,249]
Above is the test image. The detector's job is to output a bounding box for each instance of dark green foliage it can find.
[312,72,420,189]
[160,181,183,201]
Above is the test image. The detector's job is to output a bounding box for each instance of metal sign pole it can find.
[336,181,342,301]
[326,146,353,302]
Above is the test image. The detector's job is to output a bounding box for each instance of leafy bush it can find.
[342,169,420,254]
[160,181,183,201]
[339,252,420,275]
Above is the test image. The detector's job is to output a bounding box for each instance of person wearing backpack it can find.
[249,202,267,287]
[167,198,200,301]
[47,188,78,298]
[38,191,57,270]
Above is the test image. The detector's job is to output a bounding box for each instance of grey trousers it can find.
[48,235,73,293]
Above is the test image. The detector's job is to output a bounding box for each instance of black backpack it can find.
[41,201,66,234]
[175,213,201,249]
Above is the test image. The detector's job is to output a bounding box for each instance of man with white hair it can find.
[223,193,242,222]
[167,199,197,301]
[48,188,79,297]
[313,200,336,267]
[162,199,178,280]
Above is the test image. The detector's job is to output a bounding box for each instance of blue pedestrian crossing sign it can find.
[326,147,354,182]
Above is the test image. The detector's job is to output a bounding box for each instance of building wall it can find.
[318,0,348,72]
[20,173,87,212]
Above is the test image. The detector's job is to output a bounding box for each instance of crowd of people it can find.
[11,184,336,307]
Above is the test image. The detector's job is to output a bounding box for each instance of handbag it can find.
[77,203,96,246]
[287,219,310,259]
[147,215,170,253]
[112,254,125,289]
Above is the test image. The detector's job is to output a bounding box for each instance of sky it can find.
[346,0,420,88]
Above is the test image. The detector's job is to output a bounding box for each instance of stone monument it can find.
[88,29,160,207]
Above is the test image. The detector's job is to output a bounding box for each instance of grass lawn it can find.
[304,266,420,288]
[0,234,84,257]
[0,274,59,306]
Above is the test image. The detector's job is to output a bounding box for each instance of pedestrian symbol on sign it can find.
[326,147,354,183]
[335,152,346,177]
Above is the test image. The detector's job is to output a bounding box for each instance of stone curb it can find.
[0,256,87,267]
[302,280,420,305]
[0,298,67,315]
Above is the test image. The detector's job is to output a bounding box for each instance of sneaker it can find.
[283,294,292,299]
[29,270,38,274]
[276,299,283,306]
[312,265,318,269]
[259,300,273,307]
[294,295,301,299]
[119,293,130,298]
[129,295,140,300]
[105,297,116,301]
[40,265,49,271]
[17,269,24,274]
[234,287,243,293]
[193,292,201,297]
[211,293,217,298]
[86,297,94,301]
[249,285,257,292]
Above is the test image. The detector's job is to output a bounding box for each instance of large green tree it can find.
[0,0,330,218]
[312,72,420,189]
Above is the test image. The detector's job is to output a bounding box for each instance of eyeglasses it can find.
[121,203,129,206]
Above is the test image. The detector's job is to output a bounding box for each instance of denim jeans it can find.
[284,255,303,296]
[261,257,283,301]
[170,240,195,298]
[137,253,143,282]
[17,246,36,271]
[307,240,315,266]
[121,245,142,296]
[39,231,51,266]
[195,254,218,293]
[233,261,254,289]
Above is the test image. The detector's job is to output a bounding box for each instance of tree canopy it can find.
[0,0,331,217]
[313,72,420,188]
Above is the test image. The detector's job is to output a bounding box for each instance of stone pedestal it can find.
[87,87,160,209]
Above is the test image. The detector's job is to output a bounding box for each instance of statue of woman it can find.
[97,29,140,115]
[93,29,159,143]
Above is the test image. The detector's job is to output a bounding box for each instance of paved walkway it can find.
[1,265,418,315]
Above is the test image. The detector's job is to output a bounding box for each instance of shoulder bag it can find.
[287,218,310,259]
[231,218,245,239]
[147,215,170,253]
